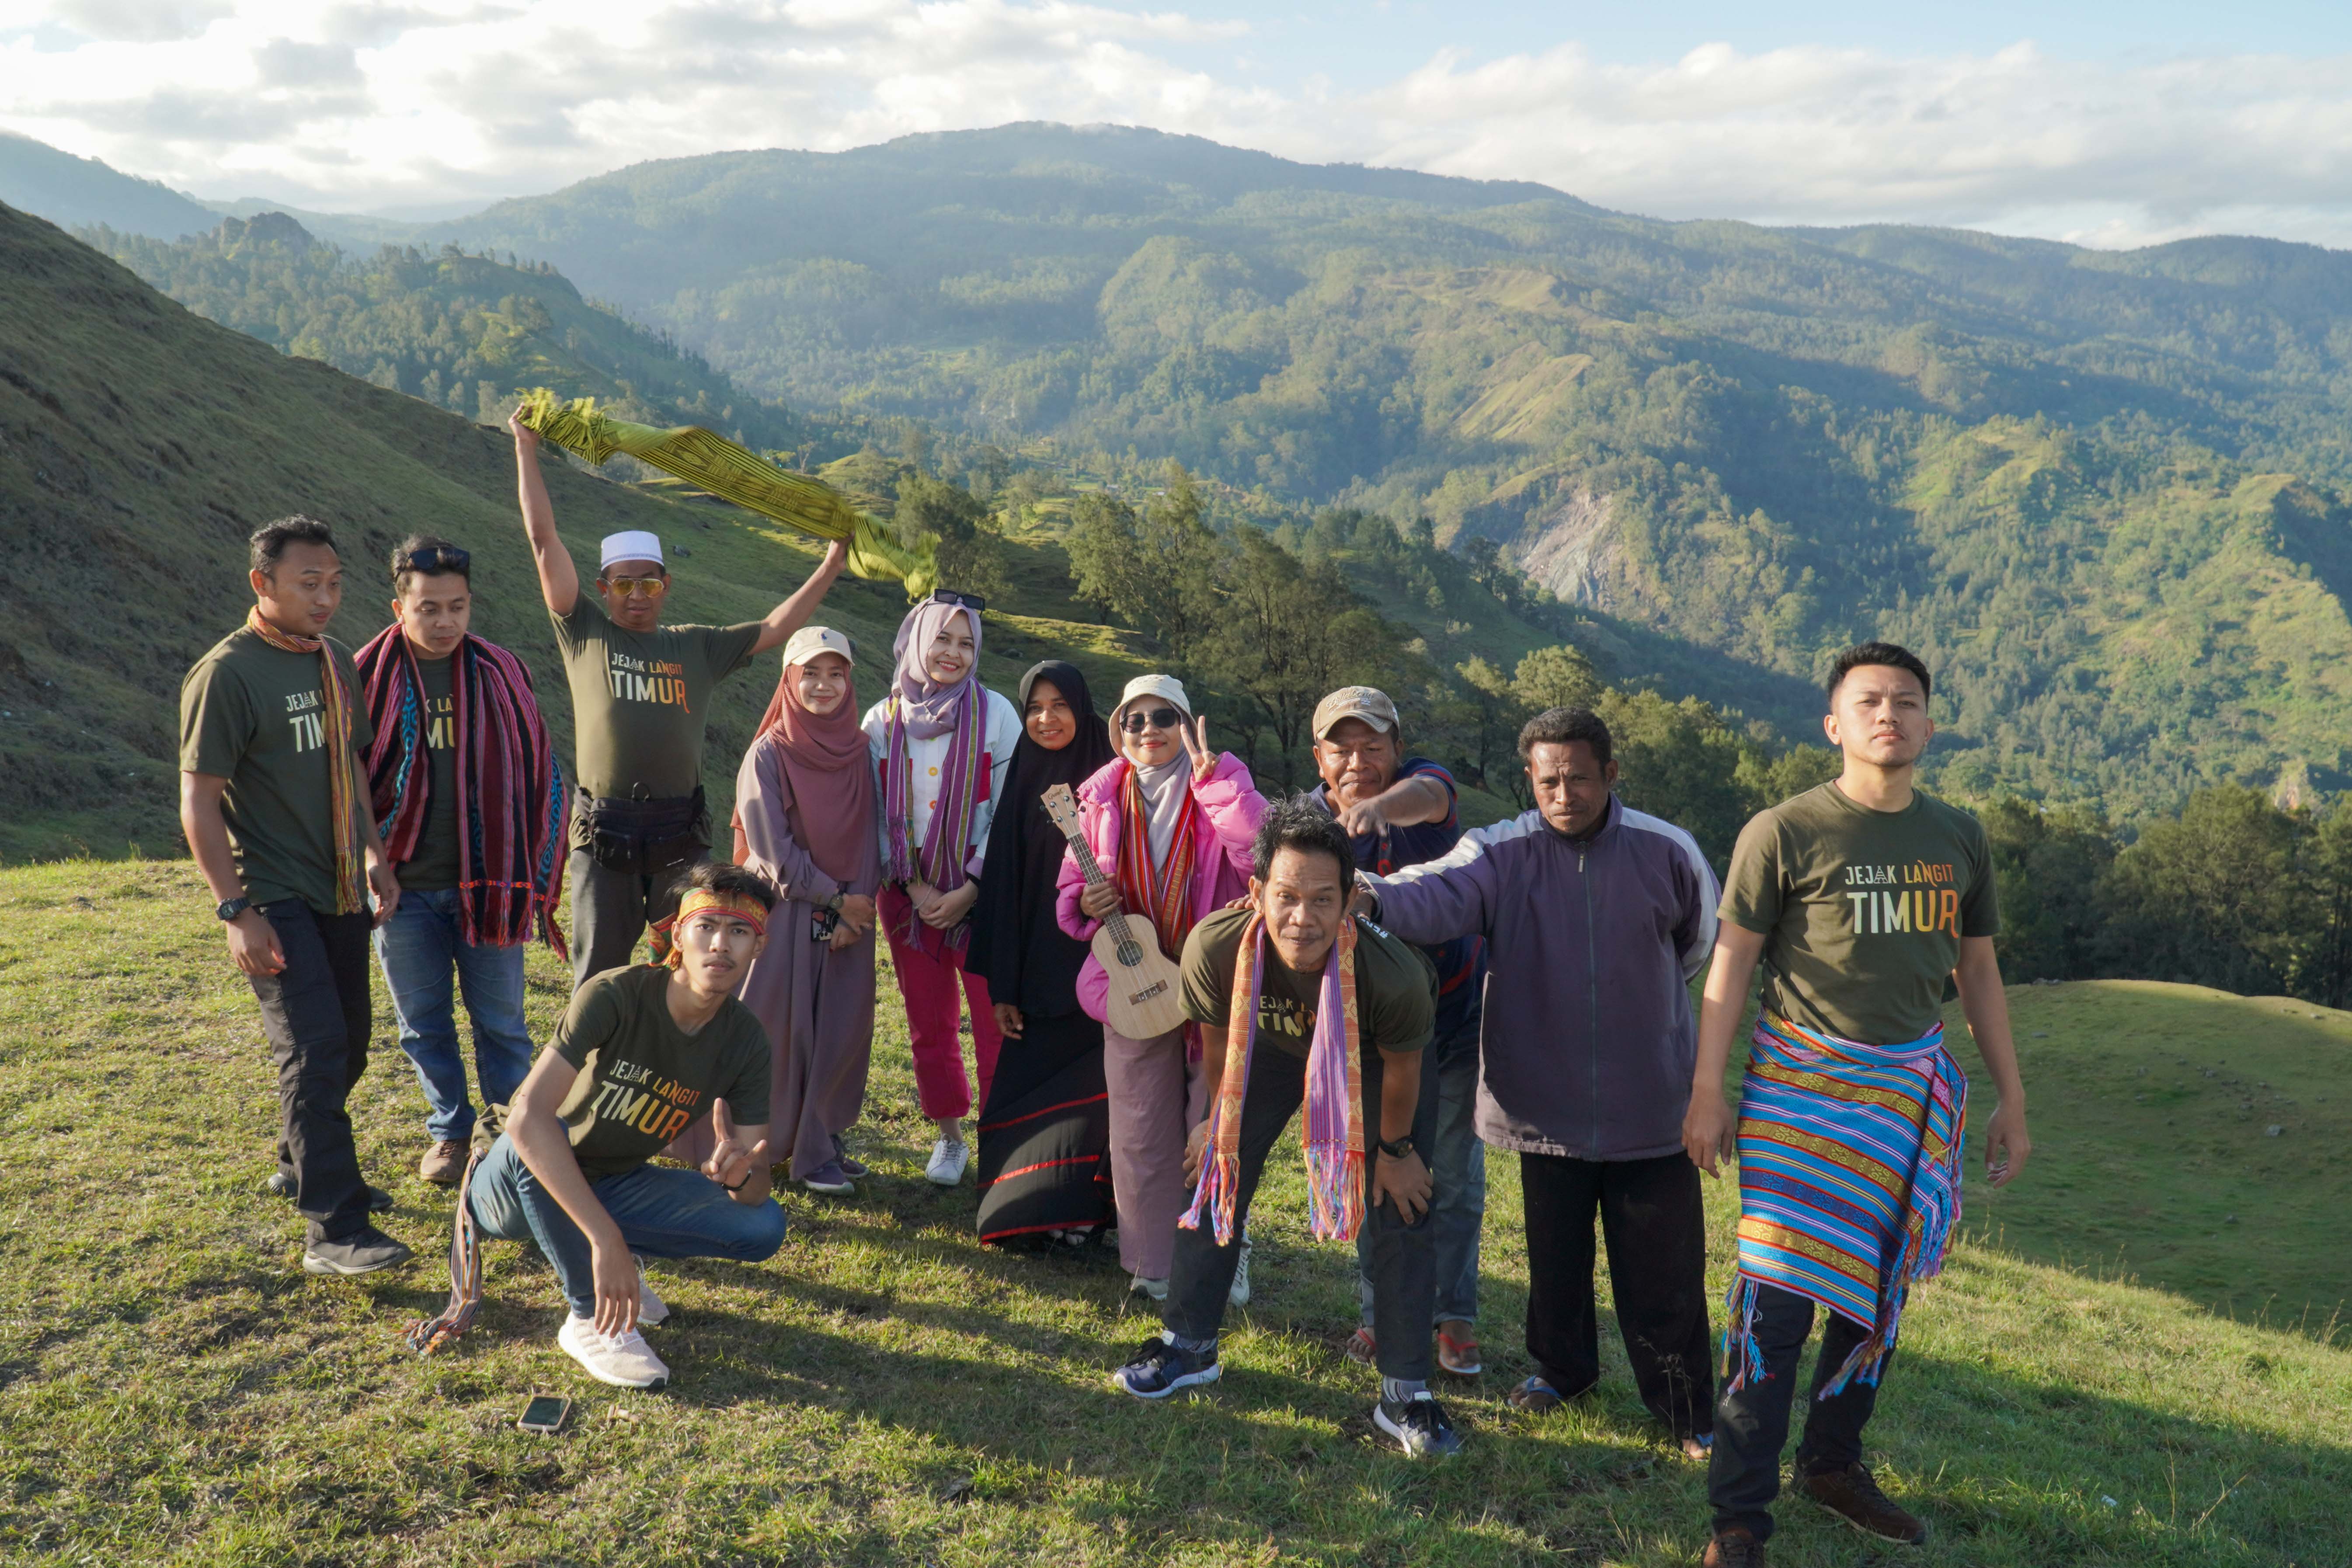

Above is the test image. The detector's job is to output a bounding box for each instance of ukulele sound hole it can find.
[1115,941,1144,967]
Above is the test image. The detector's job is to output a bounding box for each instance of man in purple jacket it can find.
[1363,706,1720,1458]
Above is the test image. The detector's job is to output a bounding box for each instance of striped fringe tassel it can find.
[1305,1146,1364,1243]
[1720,1275,1767,1396]
[405,1146,487,1356]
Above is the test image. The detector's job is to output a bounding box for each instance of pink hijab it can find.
[752,648,871,883]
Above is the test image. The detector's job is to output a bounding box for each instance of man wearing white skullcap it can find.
[507,408,852,987]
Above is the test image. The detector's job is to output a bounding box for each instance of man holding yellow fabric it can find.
[507,411,849,986]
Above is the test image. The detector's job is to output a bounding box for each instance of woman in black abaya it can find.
[969,661,1120,1248]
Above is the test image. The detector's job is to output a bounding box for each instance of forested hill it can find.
[404,123,2352,814]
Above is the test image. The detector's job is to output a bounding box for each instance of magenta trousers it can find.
[882,884,1003,1123]
[1103,1024,1208,1280]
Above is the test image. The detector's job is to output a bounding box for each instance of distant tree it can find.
[1064,463,1223,654]
[1597,688,1753,867]
[896,474,1008,601]
[1206,530,1392,787]
[1454,656,1531,805]
[2299,804,2352,1008]
[1980,798,2117,982]
[2101,785,2302,995]
[1512,644,1601,713]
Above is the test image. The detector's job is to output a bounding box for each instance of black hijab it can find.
[969,661,1118,1017]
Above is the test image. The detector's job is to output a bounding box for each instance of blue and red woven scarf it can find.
[1723,1012,1968,1398]
[355,628,567,956]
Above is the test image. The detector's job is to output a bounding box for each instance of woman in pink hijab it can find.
[863,592,1021,1188]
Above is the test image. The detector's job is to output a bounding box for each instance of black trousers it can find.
[1520,1149,1714,1436]
[1166,1044,1438,1383]
[1708,1283,1886,1540]
[248,900,375,1244]
[567,849,706,990]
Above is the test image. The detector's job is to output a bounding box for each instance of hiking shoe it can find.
[925,1137,970,1186]
[1437,1322,1482,1376]
[1373,1391,1463,1458]
[301,1226,414,1276]
[1130,1274,1170,1303]
[800,1159,856,1195]
[1702,1526,1766,1567]
[1343,1325,1378,1366]
[1800,1461,1928,1544]
[633,1257,668,1327]
[419,1139,466,1185]
[1227,1231,1253,1307]
[1505,1374,1564,1412]
[832,1136,869,1178]
[1113,1334,1220,1399]
[267,1172,394,1212]
[558,1314,670,1389]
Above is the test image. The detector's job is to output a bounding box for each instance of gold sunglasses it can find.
[602,573,669,598]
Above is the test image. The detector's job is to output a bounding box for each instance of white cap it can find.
[780,625,854,668]
[599,530,664,570]
[1117,673,1191,716]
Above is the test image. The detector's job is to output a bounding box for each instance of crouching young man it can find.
[466,862,787,1388]
[1113,797,1462,1458]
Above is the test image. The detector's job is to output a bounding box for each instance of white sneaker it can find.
[1131,1273,1169,1302]
[633,1257,668,1327]
[1228,1231,1253,1307]
[557,1314,671,1388]
[925,1137,970,1186]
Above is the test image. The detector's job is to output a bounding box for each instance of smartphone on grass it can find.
[517,1394,570,1434]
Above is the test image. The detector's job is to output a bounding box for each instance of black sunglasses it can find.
[926,589,986,614]
[1120,706,1185,734]
[397,545,470,577]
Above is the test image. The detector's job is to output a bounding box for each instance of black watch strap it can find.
[1377,1136,1414,1160]
[216,896,252,921]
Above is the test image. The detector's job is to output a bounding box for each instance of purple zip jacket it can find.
[1364,794,1719,1161]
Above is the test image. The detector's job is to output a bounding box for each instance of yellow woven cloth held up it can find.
[515,389,937,598]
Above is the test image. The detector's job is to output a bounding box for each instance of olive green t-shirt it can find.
[550,964,772,1179]
[551,592,762,815]
[1719,782,1999,1046]
[178,626,367,913]
[1180,907,1437,1064]
[398,651,461,892]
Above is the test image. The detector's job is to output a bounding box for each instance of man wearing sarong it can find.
[508,410,849,987]
[1683,641,2031,1565]
[1111,797,1463,1459]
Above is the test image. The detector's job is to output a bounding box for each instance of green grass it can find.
[1,858,2347,1565]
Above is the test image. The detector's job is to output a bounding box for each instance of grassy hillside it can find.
[0,199,1153,862]
[0,859,2344,1565]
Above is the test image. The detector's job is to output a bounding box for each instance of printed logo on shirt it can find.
[1256,995,1315,1043]
[426,689,455,751]
[605,650,692,710]
[1841,861,1961,937]
[584,1057,706,1144]
[283,688,326,752]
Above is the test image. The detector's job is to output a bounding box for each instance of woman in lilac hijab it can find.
[862,592,1021,1188]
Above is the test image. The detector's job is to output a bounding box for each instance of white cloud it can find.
[3,2,2350,249]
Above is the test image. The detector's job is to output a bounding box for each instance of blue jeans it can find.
[465,1134,788,1318]
[372,887,535,1142]
[1359,1008,1486,1328]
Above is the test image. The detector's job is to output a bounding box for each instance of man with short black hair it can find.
[459,859,787,1389]
[356,534,565,1184]
[181,515,413,1276]
[1364,705,1721,1459]
[1113,797,1463,1459]
[508,411,850,986]
[1685,641,2030,1566]
[1306,685,1489,1380]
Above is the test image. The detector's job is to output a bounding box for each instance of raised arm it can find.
[1361,834,1504,944]
[751,538,850,655]
[508,411,579,616]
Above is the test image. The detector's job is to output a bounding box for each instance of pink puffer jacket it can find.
[1054,753,1267,1026]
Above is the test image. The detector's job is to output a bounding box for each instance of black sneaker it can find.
[1373,1391,1464,1458]
[267,1172,394,1212]
[302,1227,414,1276]
[1112,1335,1221,1399]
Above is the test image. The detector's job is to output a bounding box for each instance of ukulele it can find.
[1040,783,1190,1039]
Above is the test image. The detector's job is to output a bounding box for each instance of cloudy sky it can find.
[5,0,2352,247]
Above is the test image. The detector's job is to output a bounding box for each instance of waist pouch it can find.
[578,788,705,876]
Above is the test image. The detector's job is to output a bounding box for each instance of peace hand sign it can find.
[1179,713,1217,784]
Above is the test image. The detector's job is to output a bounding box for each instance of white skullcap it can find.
[599,531,664,570]
[1117,673,1191,716]
[780,625,854,668]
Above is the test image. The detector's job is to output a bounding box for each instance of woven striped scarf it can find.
[245,607,364,914]
[1114,766,1199,960]
[354,628,569,957]
[1182,914,1365,1246]
[1724,1012,1969,1398]
[882,691,984,948]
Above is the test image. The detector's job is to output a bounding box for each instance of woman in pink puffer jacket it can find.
[1055,673,1266,1298]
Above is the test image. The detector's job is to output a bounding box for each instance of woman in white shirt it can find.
[863,591,1021,1186]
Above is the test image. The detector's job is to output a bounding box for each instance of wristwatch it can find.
[1377,1136,1415,1161]
[216,896,252,921]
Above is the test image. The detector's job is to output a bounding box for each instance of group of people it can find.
[177,408,2031,1563]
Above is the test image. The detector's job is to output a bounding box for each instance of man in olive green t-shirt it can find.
[505,409,850,987]
[179,516,411,1279]
[1681,643,2032,1567]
